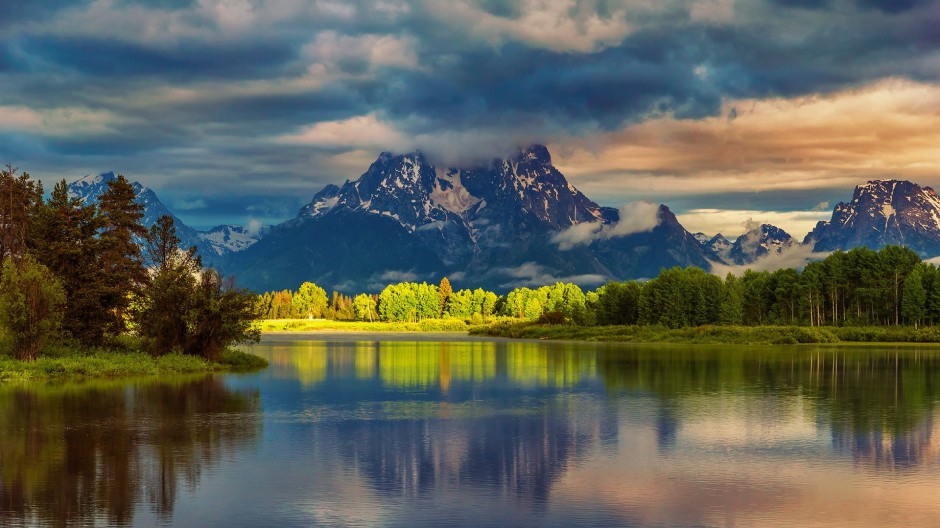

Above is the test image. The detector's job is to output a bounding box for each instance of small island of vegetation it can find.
[0,167,265,381]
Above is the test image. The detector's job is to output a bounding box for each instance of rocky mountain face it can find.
[227,145,718,292]
[805,180,940,257]
[727,224,794,265]
[694,233,732,261]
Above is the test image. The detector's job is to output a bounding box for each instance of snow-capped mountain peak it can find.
[806,179,940,257]
[728,224,794,265]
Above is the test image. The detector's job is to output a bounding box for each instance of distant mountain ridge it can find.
[67,172,264,263]
[69,169,940,293]
[227,145,718,292]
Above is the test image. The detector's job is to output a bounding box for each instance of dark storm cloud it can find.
[1,0,939,226]
[18,36,298,80]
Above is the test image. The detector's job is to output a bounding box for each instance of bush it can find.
[0,256,66,361]
[537,311,567,325]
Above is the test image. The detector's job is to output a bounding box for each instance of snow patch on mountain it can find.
[198,224,269,255]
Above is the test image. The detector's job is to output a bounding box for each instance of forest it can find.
[0,167,260,364]
[259,245,940,330]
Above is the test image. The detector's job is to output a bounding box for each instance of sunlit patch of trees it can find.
[0,166,258,361]
[261,245,940,330]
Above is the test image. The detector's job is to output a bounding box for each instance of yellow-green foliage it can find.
[256,318,471,333]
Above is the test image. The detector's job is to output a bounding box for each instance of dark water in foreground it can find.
[3,337,940,527]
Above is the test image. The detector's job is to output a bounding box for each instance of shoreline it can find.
[260,322,940,346]
[0,348,268,382]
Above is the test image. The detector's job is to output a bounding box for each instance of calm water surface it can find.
[3,336,940,527]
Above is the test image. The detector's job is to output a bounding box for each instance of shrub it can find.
[0,256,66,361]
[537,311,567,325]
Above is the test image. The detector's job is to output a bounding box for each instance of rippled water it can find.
[4,336,940,527]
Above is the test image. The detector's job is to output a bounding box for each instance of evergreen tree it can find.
[0,166,43,261]
[30,180,109,343]
[98,174,148,334]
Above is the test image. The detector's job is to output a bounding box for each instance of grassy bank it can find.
[471,322,940,345]
[258,318,471,333]
[0,338,268,382]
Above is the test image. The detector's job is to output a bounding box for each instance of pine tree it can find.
[0,166,43,261]
[30,180,109,343]
[98,174,148,334]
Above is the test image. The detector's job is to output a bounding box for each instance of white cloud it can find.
[711,243,831,277]
[174,198,207,210]
[551,201,660,250]
[493,262,607,289]
[245,218,264,236]
[676,209,830,241]
[378,270,419,282]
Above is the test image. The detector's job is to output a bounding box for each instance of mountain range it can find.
[67,172,266,265]
[68,150,940,293]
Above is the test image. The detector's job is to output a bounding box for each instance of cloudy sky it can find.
[1,0,938,236]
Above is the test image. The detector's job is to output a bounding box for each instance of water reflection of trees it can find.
[0,376,261,527]
[597,346,940,467]
[269,340,597,390]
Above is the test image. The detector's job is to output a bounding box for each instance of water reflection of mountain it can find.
[265,340,617,503]
[334,396,619,503]
[0,376,261,526]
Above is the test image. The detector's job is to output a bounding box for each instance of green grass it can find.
[470,322,940,345]
[0,339,268,382]
[257,318,472,333]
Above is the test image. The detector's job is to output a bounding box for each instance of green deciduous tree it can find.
[0,256,65,361]
[353,294,378,321]
[292,282,328,319]
[902,264,927,328]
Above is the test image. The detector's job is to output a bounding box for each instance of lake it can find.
[3,335,940,527]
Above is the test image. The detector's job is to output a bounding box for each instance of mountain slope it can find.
[227,145,716,292]
[68,172,217,262]
[805,180,940,257]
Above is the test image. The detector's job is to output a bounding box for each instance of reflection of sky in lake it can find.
[5,339,940,526]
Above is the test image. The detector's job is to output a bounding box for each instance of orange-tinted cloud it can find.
[553,79,940,198]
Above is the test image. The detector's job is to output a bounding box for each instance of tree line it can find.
[260,245,940,329]
[0,167,258,361]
